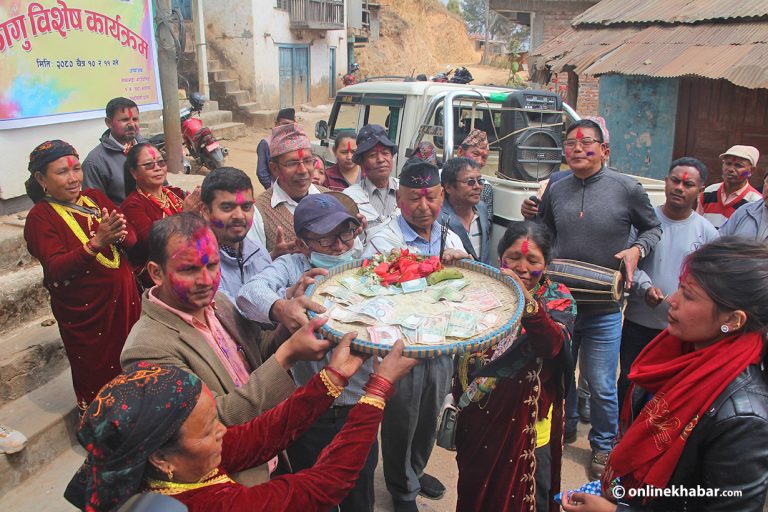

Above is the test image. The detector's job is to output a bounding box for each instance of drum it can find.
[546,259,624,304]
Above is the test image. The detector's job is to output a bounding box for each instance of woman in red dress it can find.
[454,221,576,512]
[121,142,199,288]
[23,140,141,411]
[322,130,362,191]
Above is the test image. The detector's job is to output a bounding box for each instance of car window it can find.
[332,103,360,137]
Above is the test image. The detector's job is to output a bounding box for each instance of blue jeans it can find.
[565,310,623,453]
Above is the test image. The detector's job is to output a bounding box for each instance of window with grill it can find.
[276,0,288,10]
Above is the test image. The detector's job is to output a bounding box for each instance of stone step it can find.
[229,89,251,105]
[0,369,78,498]
[0,214,35,273]
[0,265,51,336]
[139,98,220,123]
[0,319,66,407]
[244,108,279,129]
[140,109,234,136]
[208,68,229,83]
[0,444,83,511]
[209,121,247,140]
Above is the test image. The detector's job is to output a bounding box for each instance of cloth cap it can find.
[353,124,398,164]
[399,158,441,188]
[64,364,202,512]
[586,116,610,144]
[294,193,360,237]
[276,107,296,122]
[28,140,78,173]
[413,141,438,165]
[461,129,489,149]
[719,145,760,166]
[269,123,312,158]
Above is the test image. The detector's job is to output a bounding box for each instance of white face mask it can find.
[309,249,356,269]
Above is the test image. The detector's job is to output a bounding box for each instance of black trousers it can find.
[618,319,662,407]
[534,443,552,512]
[286,406,378,512]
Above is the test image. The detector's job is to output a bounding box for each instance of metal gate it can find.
[279,45,310,108]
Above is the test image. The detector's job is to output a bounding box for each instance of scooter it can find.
[150,93,227,174]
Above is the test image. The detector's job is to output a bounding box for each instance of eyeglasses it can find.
[457,177,486,187]
[138,159,167,170]
[564,137,602,148]
[279,157,316,171]
[306,229,356,247]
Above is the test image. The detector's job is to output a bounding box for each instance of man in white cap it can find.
[698,145,762,228]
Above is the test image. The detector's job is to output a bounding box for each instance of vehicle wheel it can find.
[202,147,225,171]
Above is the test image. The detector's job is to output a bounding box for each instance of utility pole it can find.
[482,0,490,65]
[192,0,209,98]
[155,0,184,175]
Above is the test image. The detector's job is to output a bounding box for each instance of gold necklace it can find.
[147,468,235,496]
[48,195,121,269]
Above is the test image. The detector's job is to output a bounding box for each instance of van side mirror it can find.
[315,120,329,140]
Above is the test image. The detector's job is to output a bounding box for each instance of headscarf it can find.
[269,122,312,158]
[28,139,79,173]
[64,363,202,512]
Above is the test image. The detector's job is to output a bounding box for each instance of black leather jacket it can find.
[617,364,768,511]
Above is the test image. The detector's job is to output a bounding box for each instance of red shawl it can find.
[603,329,763,493]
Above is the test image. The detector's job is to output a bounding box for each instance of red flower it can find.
[362,259,369,267]
[121,404,128,410]
[547,298,572,312]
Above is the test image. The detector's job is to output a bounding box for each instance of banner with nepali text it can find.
[0,0,161,129]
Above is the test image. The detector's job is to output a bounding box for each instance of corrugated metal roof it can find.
[572,0,768,26]
[531,22,768,89]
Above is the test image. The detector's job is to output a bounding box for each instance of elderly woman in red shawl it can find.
[64,333,418,512]
[121,142,200,288]
[23,140,141,411]
[454,221,576,512]
[561,237,768,511]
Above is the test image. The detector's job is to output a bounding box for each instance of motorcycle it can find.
[149,92,226,174]
[342,63,360,87]
[449,66,474,84]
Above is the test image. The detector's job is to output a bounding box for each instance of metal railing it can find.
[289,0,344,30]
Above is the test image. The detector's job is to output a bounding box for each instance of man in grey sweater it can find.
[540,119,661,479]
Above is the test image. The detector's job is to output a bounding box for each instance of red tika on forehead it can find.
[681,172,690,181]
[235,189,247,204]
[374,143,386,153]
[521,238,529,255]
[347,141,352,153]
[148,147,158,159]
[421,188,428,197]
[575,128,584,139]
[679,262,690,284]
[66,156,76,169]
[298,148,305,159]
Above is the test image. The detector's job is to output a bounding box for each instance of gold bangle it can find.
[358,395,386,410]
[83,241,97,256]
[319,369,342,399]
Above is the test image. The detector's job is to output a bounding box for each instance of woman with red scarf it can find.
[121,143,200,288]
[455,221,576,512]
[23,140,141,411]
[562,237,768,511]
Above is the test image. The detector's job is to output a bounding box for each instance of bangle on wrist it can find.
[359,395,386,410]
[364,373,394,400]
[83,240,98,256]
[324,366,349,387]
[319,369,342,399]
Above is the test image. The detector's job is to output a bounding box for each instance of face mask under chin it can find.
[309,249,356,269]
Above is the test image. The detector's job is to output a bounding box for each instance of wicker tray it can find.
[305,259,524,358]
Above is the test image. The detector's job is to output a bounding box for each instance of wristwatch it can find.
[523,297,539,317]
[634,244,646,259]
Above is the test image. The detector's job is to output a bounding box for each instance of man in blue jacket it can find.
[720,173,768,241]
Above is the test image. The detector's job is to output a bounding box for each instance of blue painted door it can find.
[279,47,294,108]
[279,46,310,108]
[329,47,337,98]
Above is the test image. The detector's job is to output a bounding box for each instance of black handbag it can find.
[547,259,624,305]
[435,394,458,451]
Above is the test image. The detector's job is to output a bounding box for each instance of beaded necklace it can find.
[48,195,121,269]
[147,468,234,496]
[138,186,184,217]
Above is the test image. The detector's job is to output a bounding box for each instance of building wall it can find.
[599,75,680,180]
[203,0,347,109]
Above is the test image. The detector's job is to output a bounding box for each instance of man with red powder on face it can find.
[200,167,272,302]
[698,145,762,229]
[540,119,661,481]
[83,97,146,206]
[121,213,335,485]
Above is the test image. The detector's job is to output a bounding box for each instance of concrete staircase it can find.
[139,97,246,141]
[0,212,80,511]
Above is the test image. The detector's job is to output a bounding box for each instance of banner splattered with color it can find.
[0,0,161,129]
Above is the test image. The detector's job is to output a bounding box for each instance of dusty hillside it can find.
[356,0,480,78]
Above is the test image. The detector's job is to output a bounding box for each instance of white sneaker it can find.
[0,424,27,454]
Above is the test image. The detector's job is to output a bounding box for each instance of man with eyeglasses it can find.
[363,159,467,512]
[698,145,762,229]
[343,124,400,235]
[237,194,378,512]
[83,97,147,206]
[456,128,494,226]
[200,167,272,302]
[540,119,661,480]
[439,157,492,264]
[254,123,330,254]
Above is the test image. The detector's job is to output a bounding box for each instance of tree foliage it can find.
[460,0,518,40]
[447,0,461,15]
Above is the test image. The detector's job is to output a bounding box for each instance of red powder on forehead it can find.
[347,141,352,153]
[66,156,76,169]
[148,147,158,159]
[681,172,689,181]
[521,238,529,255]
[298,148,305,159]
[421,188,428,197]
[235,189,247,204]
[575,128,584,139]
[374,143,386,153]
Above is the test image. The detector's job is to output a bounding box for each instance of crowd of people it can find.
[6,96,767,512]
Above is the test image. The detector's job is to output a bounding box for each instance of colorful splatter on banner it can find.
[0,0,161,129]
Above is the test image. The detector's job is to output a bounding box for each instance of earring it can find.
[720,324,730,333]
[166,468,174,481]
